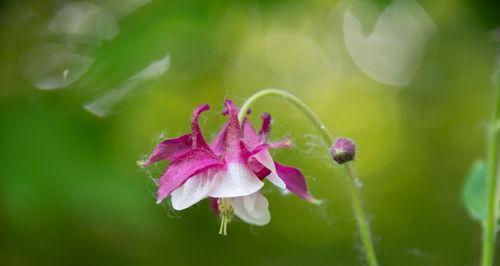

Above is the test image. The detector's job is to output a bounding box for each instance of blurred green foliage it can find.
[462,160,488,223]
[0,0,500,265]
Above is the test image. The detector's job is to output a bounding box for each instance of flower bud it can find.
[331,137,356,164]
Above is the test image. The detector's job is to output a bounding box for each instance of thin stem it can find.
[238,88,378,266]
[481,76,500,266]
[238,89,333,143]
[343,165,379,266]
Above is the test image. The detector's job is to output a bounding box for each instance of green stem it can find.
[238,88,379,266]
[481,74,500,266]
[238,89,333,143]
[344,165,379,266]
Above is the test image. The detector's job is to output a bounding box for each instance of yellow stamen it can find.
[217,198,233,236]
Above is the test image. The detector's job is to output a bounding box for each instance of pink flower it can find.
[144,100,316,233]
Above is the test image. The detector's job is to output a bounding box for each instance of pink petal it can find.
[145,134,192,165]
[258,112,271,139]
[268,137,293,149]
[222,106,251,115]
[217,105,251,155]
[146,104,214,166]
[247,156,271,179]
[274,162,315,201]
[210,122,228,156]
[242,113,290,150]
[242,112,271,148]
[239,141,273,180]
[240,141,270,160]
[156,148,222,203]
[191,104,211,150]
[252,151,286,188]
[242,118,261,149]
[223,100,243,163]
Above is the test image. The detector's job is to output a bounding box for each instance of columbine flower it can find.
[143,100,316,235]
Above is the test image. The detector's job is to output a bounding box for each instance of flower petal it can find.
[240,141,271,159]
[247,156,271,179]
[222,106,251,116]
[191,104,211,150]
[274,162,315,201]
[242,112,272,147]
[157,148,222,203]
[208,163,264,198]
[232,192,271,226]
[242,113,290,152]
[210,122,228,156]
[242,118,261,149]
[253,151,286,189]
[170,171,216,210]
[258,112,271,139]
[223,100,243,162]
[145,134,192,165]
[268,137,293,149]
[239,141,274,180]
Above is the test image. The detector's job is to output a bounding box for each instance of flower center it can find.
[218,198,233,236]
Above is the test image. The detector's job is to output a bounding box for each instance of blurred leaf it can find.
[462,160,488,223]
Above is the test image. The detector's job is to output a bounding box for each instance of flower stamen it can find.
[217,198,233,236]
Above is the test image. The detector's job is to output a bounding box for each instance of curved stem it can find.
[481,75,500,266]
[238,89,333,144]
[238,88,379,266]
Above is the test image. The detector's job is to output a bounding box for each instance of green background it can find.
[1,0,499,265]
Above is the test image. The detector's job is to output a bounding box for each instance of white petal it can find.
[232,193,271,226]
[171,172,215,210]
[253,151,286,189]
[208,163,264,198]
